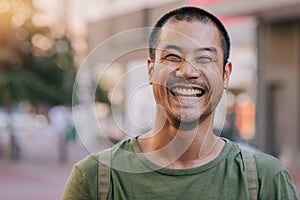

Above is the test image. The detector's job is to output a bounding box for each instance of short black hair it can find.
[149,6,231,66]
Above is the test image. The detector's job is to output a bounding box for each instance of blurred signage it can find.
[189,0,233,6]
[188,0,242,25]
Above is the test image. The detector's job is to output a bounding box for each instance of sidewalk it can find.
[0,131,109,200]
[0,159,72,200]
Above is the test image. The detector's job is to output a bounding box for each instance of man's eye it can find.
[196,56,213,64]
[165,54,182,62]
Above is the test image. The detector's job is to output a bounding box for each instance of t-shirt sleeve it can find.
[62,154,99,200]
[62,165,93,200]
[255,153,299,199]
[259,169,299,199]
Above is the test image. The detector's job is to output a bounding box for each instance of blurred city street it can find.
[0,0,300,199]
[0,129,106,200]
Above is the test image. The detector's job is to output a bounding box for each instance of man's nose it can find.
[175,61,200,79]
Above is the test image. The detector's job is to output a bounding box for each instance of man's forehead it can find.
[156,21,222,52]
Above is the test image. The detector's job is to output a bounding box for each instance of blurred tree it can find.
[0,2,76,107]
[0,0,76,159]
[95,86,110,105]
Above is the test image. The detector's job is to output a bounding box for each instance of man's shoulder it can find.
[227,139,286,175]
[75,138,134,171]
[253,152,287,177]
[251,152,299,199]
[75,153,99,173]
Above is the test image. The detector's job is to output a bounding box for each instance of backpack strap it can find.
[242,150,259,200]
[98,148,111,200]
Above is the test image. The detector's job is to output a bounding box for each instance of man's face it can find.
[148,21,231,128]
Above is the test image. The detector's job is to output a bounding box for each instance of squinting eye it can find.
[196,56,214,64]
[165,54,182,62]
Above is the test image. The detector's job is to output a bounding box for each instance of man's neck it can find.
[138,114,225,169]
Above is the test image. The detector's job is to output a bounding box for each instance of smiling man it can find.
[63,7,299,200]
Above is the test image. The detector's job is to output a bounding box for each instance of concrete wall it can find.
[256,20,300,166]
[87,1,184,51]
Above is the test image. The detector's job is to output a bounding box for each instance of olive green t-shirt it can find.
[62,138,298,200]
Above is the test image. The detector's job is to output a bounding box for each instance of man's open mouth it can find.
[169,86,205,101]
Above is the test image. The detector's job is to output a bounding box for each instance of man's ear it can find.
[223,61,232,89]
[147,58,154,85]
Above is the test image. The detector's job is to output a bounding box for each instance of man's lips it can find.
[165,76,210,102]
[169,85,206,101]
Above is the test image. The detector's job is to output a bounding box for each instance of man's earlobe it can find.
[223,61,232,89]
[147,58,154,85]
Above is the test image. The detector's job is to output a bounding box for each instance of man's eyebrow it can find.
[160,45,218,54]
[161,44,183,52]
[195,47,218,54]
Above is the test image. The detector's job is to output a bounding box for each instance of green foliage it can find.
[95,86,110,105]
[0,0,76,107]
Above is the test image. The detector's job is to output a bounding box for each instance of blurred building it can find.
[202,0,300,167]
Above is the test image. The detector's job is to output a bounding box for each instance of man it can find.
[63,7,298,199]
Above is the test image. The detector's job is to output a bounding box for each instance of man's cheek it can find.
[153,66,173,85]
[206,69,223,84]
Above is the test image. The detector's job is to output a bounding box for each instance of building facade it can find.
[203,0,300,167]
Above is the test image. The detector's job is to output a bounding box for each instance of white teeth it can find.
[171,87,204,101]
[178,96,198,100]
[174,88,202,96]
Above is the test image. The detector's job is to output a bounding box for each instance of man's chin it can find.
[177,121,200,130]
[170,116,200,130]
[169,112,212,130]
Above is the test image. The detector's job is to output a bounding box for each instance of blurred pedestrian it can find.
[48,105,71,162]
[63,6,298,199]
